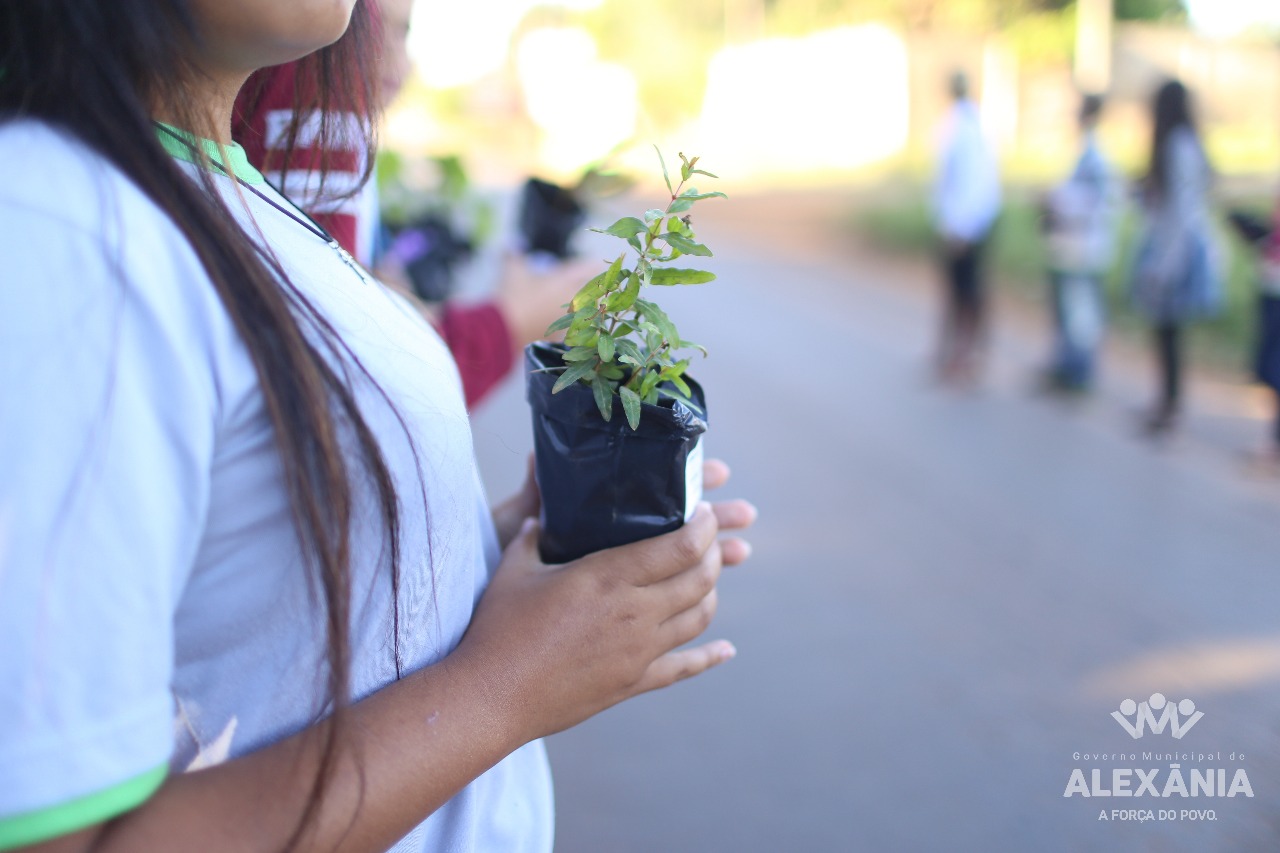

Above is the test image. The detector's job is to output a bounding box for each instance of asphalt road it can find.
[469,191,1280,852]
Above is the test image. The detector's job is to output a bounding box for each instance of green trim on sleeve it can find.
[0,765,167,851]
[155,122,266,185]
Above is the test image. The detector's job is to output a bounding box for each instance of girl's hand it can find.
[492,456,756,560]
[465,459,756,744]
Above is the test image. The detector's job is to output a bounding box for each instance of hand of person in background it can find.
[494,252,601,350]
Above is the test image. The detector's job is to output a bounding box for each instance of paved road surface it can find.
[468,191,1280,852]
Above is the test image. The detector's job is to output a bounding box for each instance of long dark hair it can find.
[233,7,382,208]
[0,0,397,842]
[1147,78,1199,198]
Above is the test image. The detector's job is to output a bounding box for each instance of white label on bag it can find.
[684,438,704,521]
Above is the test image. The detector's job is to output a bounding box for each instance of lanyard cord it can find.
[154,123,367,279]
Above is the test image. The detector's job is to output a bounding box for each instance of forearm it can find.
[70,653,523,853]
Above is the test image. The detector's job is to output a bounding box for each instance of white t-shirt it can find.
[0,120,551,852]
[933,100,1002,244]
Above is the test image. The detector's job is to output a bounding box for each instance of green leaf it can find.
[669,374,691,396]
[678,339,709,357]
[660,233,712,257]
[662,358,690,376]
[599,363,625,381]
[605,272,641,312]
[592,375,613,422]
[561,346,598,362]
[597,333,615,362]
[636,300,674,335]
[627,234,644,253]
[570,271,608,311]
[691,168,719,179]
[667,198,694,214]
[552,359,598,394]
[615,338,643,362]
[648,268,717,286]
[591,216,647,239]
[619,385,642,430]
[640,370,661,400]
[603,253,626,292]
[564,326,596,347]
[544,313,574,336]
[679,190,728,201]
[637,320,662,341]
[654,146,673,195]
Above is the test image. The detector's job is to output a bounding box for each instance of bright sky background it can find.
[410,1,1280,89]
[1186,0,1280,36]
[409,0,601,88]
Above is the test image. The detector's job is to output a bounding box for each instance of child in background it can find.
[1040,93,1118,393]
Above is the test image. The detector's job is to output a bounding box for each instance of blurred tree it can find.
[569,0,725,131]
[535,0,1189,135]
[1113,0,1187,21]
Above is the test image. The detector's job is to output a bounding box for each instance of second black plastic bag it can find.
[525,342,708,564]
[518,178,585,259]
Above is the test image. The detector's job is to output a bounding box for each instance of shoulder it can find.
[0,119,246,413]
[0,119,207,278]
[0,120,153,228]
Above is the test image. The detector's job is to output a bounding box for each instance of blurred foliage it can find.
[530,0,1193,133]
[376,150,496,243]
[1114,0,1187,22]
[521,1,723,131]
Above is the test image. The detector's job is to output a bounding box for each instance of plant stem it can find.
[605,173,692,391]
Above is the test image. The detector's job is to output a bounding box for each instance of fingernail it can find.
[520,517,537,534]
[719,642,737,661]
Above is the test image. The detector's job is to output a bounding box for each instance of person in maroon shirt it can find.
[232,0,587,409]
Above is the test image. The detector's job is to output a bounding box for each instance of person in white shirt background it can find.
[0,1,757,851]
[932,69,1003,386]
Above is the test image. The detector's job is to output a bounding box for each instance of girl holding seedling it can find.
[0,2,755,851]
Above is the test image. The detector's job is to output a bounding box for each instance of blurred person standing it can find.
[1227,200,1280,473]
[1038,93,1119,393]
[932,70,1002,385]
[1130,79,1221,436]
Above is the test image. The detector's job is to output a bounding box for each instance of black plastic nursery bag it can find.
[518,178,585,259]
[525,342,708,564]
